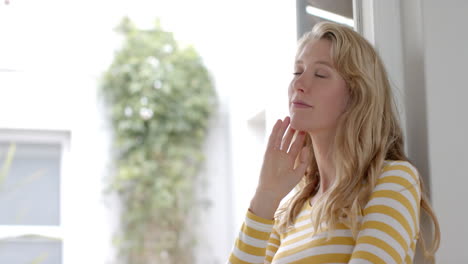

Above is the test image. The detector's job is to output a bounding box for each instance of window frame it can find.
[0,128,70,263]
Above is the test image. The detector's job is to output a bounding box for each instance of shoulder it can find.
[380,160,420,184]
[375,160,422,197]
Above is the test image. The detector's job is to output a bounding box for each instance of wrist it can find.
[249,189,282,220]
[254,188,283,203]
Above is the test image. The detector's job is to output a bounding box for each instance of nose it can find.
[296,86,305,93]
[292,78,306,94]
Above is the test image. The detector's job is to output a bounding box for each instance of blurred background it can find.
[0,0,466,263]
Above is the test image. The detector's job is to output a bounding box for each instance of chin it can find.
[290,117,319,133]
[289,118,308,131]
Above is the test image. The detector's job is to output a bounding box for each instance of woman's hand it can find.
[255,116,310,202]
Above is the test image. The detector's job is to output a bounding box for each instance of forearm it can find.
[249,189,282,220]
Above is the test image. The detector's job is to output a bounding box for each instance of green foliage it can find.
[99,17,218,264]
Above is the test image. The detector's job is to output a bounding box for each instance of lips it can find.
[292,99,312,107]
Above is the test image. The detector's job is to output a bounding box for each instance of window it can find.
[296,0,356,38]
[0,129,70,264]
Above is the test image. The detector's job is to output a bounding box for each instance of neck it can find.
[309,129,336,195]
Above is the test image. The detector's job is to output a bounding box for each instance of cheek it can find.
[287,84,294,101]
[288,81,294,94]
[321,85,349,113]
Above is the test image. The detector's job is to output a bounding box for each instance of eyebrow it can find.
[295,60,333,68]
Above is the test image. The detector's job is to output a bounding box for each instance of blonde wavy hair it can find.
[274,21,440,262]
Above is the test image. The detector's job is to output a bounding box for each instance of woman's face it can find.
[288,38,349,134]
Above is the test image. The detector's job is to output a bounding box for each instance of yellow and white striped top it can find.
[227,160,421,264]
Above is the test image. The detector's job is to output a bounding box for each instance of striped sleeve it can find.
[349,161,422,264]
[227,208,281,264]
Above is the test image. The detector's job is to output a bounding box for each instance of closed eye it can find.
[293,72,302,75]
[315,73,326,78]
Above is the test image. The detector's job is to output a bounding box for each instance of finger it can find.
[267,119,282,149]
[287,131,306,157]
[280,125,295,152]
[273,116,290,149]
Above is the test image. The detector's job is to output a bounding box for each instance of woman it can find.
[227,21,440,264]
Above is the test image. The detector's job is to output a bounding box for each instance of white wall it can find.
[225,0,298,235]
[214,1,298,261]
[421,0,468,262]
[399,1,433,262]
